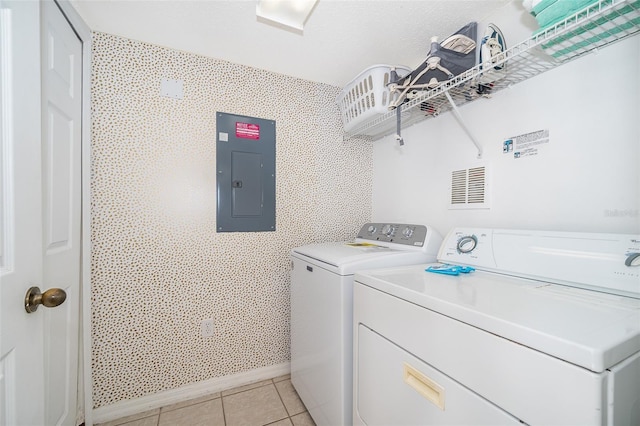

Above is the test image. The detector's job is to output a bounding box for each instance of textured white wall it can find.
[372,35,640,236]
[90,32,372,408]
[70,0,512,87]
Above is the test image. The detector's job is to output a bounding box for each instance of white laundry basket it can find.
[337,65,411,133]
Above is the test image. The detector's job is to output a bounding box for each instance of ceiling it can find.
[69,0,513,88]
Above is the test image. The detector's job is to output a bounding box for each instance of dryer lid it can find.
[355,263,640,373]
[291,241,434,275]
[292,241,395,267]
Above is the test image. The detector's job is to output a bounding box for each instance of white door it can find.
[0,1,82,425]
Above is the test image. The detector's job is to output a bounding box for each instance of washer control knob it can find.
[457,235,478,253]
[402,227,414,238]
[367,225,377,235]
[381,224,395,236]
[625,253,640,267]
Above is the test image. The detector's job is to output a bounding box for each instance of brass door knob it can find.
[24,286,67,313]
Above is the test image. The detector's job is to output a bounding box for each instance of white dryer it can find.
[290,223,442,426]
[353,228,640,425]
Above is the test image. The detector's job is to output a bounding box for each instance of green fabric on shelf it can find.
[538,1,640,44]
[532,0,640,60]
[546,16,640,57]
[535,0,600,29]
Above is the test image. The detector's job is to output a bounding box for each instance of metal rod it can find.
[444,91,482,158]
[396,104,404,146]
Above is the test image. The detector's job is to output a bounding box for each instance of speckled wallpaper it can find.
[90,32,372,408]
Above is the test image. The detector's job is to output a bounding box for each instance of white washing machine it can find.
[290,223,443,426]
[353,228,640,425]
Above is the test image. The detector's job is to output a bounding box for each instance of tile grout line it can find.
[221,392,228,426]
[269,378,292,425]
[273,378,308,422]
[272,378,291,418]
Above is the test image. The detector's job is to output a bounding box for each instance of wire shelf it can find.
[344,0,640,140]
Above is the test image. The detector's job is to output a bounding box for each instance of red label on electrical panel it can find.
[236,122,260,140]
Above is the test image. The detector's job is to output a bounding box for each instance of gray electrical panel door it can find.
[216,112,276,232]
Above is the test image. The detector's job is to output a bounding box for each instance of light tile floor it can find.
[96,375,316,426]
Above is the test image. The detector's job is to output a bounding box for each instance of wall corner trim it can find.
[92,362,291,424]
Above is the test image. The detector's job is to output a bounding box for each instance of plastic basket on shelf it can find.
[337,64,411,133]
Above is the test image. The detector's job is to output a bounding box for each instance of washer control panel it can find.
[356,223,428,247]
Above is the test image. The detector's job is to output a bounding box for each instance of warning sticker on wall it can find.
[236,122,260,140]
[504,129,549,159]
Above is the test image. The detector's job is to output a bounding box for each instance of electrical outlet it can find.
[201,319,215,337]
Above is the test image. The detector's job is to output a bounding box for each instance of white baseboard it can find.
[92,362,290,424]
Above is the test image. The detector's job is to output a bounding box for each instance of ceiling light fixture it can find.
[256,0,319,34]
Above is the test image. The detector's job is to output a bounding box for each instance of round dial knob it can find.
[625,253,640,267]
[457,235,478,253]
[402,227,414,238]
[381,224,394,236]
[367,225,377,234]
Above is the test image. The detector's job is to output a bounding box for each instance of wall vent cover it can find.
[449,164,490,209]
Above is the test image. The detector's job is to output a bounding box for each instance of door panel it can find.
[0,1,81,425]
[43,281,75,423]
[45,104,73,250]
[231,151,263,217]
[0,1,45,425]
[0,350,16,425]
[41,1,82,425]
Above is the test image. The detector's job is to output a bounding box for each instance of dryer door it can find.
[355,324,521,425]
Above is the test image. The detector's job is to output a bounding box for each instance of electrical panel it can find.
[216,112,276,232]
